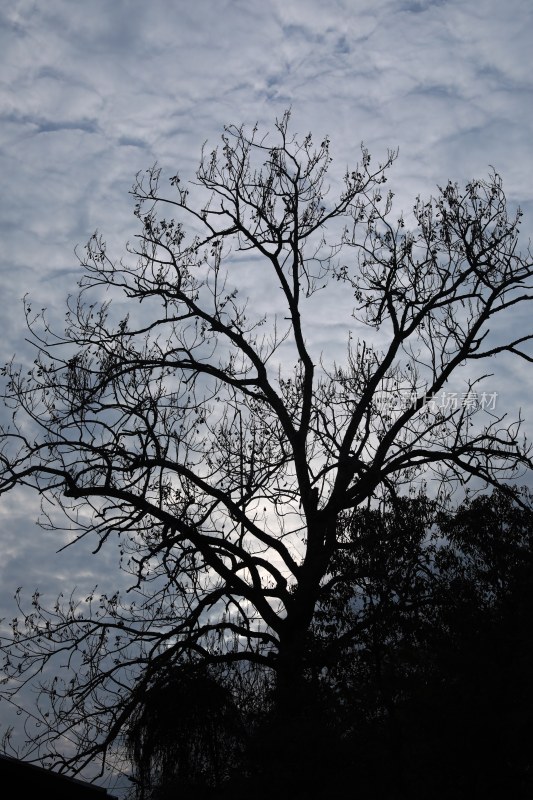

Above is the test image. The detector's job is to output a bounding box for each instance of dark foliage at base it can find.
[126,488,533,799]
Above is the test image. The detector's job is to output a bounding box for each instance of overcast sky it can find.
[1,0,533,794]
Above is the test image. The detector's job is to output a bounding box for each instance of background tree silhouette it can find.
[1,112,532,786]
[123,488,533,799]
[310,487,533,799]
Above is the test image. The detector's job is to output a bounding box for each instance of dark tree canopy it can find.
[304,487,533,800]
[1,112,532,784]
[127,487,533,799]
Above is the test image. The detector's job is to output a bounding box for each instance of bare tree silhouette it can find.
[1,112,532,784]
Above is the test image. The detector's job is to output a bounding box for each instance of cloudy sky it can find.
[1,0,533,793]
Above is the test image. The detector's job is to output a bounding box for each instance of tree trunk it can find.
[260,605,335,794]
